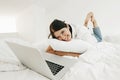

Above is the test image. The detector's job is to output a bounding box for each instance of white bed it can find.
[0,33,50,80]
[0,33,120,80]
[41,41,120,80]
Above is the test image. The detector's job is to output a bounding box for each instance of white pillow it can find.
[0,38,28,71]
[48,39,94,53]
[0,39,19,63]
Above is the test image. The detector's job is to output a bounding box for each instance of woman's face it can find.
[54,27,72,41]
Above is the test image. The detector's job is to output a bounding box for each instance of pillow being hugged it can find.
[48,39,94,53]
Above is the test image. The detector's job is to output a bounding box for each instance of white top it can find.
[70,24,97,45]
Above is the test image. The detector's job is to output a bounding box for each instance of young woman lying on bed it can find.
[46,12,103,57]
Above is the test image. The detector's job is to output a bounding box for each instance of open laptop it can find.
[6,41,77,80]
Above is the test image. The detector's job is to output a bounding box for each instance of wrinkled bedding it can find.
[0,69,49,80]
[62,42,120,80]
[1,39,120,80]
[0,38,49,80]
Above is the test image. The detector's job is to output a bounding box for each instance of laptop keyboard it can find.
[46,60,64,75]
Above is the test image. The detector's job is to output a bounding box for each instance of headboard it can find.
[0,32,20,39]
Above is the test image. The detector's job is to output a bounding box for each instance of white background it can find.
[0,0,120,43]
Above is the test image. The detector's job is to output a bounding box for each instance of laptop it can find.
[6,41,77,80]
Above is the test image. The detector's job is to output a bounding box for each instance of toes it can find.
[88,12,94,17]
[84,12,94,27]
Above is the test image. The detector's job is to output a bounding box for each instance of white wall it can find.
[46,0,120,36]
[16,4,47,43]
[15,0,120,43]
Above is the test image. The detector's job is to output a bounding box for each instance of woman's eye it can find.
[61,31,64,34]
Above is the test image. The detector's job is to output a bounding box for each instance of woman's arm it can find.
[46,45,80,57]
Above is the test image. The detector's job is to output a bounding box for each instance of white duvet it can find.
[62,42,120,80]
[0,69,49,80]
[1,39,120,80]
[0,39,49,80]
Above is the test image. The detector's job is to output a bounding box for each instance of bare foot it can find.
[84,12,94,27]
[91,14,98,27]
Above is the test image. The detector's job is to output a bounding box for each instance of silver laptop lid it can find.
[6,41,55,79]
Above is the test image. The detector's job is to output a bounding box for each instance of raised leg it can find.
[84,12,98,27]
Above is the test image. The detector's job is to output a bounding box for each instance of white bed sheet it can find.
[61,42,120,80]
[1,37,120,80]
[43,42,120,80]
[0,37,50,80]
[0,69,49,80]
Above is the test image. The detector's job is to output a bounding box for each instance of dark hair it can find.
[48,19,72,38]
